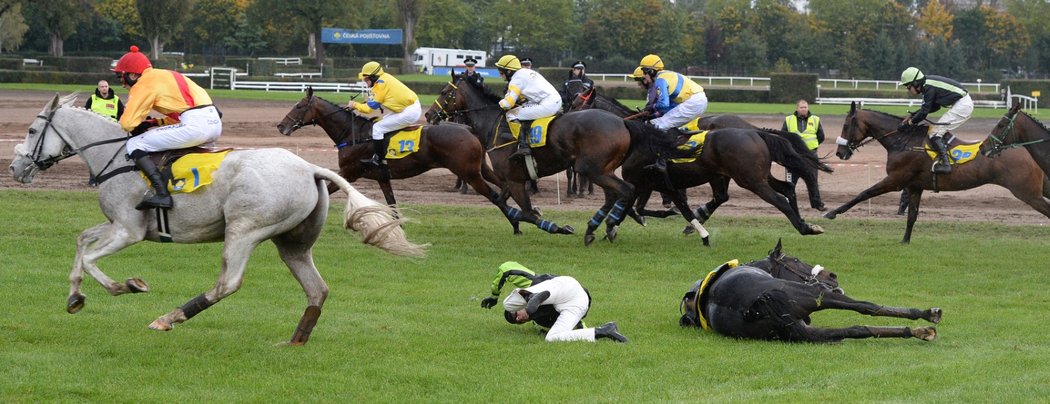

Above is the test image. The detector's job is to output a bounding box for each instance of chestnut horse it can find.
[277,87,525,233]
[826,102,1050,243]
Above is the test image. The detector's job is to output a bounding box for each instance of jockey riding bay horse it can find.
[569,87,830,237]
[276,87,527,233]
[827,102,1050,243]
[10,94,426,345]
[426,73,699,246]
[679,240,941,342]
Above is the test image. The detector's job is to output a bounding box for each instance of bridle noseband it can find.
[984,110,1046,157]
[839,112,900,153]
[18,107,132,184]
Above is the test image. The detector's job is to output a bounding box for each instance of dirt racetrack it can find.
[2,89,1048,228]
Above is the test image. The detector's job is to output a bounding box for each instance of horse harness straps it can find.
[986,111,1048,157]
[29,112,134,185]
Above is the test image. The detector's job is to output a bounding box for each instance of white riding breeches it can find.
[507,96,562,121]
[931,94,973,138]
[651,92,709,130]
[372,101,422,140]
[545,300,595,342]
[126,106,222,153]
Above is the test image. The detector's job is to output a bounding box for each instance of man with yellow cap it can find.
[113,45,222,210]
[349,61,421,168]
[494,55,562,160]
[636,54,708,172]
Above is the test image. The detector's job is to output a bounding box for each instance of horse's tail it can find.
[759,129,834,174]
[313,166,428,258]
[623,120,695,160]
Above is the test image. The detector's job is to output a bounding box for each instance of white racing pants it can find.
[126,105,222,153]
[507,96,562,121]
[651,92,709,130]
[930,94,974,138]
[372,101,422,140]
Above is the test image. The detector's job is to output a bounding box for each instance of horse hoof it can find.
[928,308,943,324]
[514,230,523,236]
[66,293,86,314]
[605,226,618,242]
[126,278,149,293]
[682,226,695,235]
[148,319,173,331]
[807,224,825,235]
[560,225,575,235]
[915,326,937,341]
[584,234,595,246]
[823,211,837,220]
[701,236,711,247]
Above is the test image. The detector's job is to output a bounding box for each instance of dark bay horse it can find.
[679,240,940,342]
[826,102,1050,243]
[570,87,829,236]
[276,87,525,233]
[984,103,1050,177]
[426,74,696,245]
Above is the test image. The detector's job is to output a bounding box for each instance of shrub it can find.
[770,73,817,103]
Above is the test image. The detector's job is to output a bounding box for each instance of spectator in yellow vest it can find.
[84,80,124,121]
[781,99,826,211]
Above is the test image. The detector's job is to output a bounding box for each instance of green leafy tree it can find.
[250,0,352,63]
[581,0,665,64]
[184,0,244,55]
[136,0,191,59]
[395,0,423,75]
[224,11,267,57]
[25,0,86,56]
[0,0,28,53]
[917,0,953,41]
[416,0,473,48]
[95,0,142,39]
[491,0,573,64]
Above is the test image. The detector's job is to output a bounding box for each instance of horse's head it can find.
[759,239,842,294]
[568,87,595,112]
[835,101,868,160]
[10,94,78,184]
[277,87,321,136]
[678,278,704,328]
[982,103,1024,157]
[425,72,470,124]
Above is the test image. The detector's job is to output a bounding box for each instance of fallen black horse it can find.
[679,240,940,342]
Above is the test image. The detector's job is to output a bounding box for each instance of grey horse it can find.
[9,94,427,345]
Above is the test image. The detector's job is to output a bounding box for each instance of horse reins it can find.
[24,109,132,185]
[985,111,1047,157]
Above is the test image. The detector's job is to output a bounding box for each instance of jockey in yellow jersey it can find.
[349,61,421,168]
[114,45,221,210]
[637,54,708,172]
[494,55,563,160]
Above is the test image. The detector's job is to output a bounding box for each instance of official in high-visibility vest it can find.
[114,45,222,210]
[781,99,826,211]
[84,80,124,121]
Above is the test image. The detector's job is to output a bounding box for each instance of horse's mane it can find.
[595,89,634,112]
[58,93,124,132]
[454,73,503,105]
[314,95,377,123]
[1019,109,1050,133]
[858,108,928,140]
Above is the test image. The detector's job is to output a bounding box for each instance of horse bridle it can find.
[284,95,367,148]
[984,110,1047,157]
[838,112,900,153]
[18,108,130,184]
[431,79,502,123]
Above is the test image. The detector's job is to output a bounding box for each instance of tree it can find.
[136,0,191,59]
[95,0,142,39]
[25,0,85,56]
[184,0,245,56]
[0,0,28,53]
[250,0,351,63]
[415,0,473,49]
[395,0,423,75]
[917,0,952,41]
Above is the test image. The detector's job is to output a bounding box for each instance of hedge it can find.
[39,56,112,72]
[0,70,112,85]
[770,73,817,103]
[1002,80,1050,107]
[0,58,23,70]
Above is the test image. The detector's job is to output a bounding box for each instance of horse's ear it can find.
[307,86,313,98]
[850,101,856,112]
[46,93,61,113]
[771,238,783,257]
[450,69,456,80]
[1011,101,1022,114]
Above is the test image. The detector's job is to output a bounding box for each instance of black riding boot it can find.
[644,157,669,173]
[360,137,389,168]
[595,321,628,343]
[930,136,952,174]
[131,152,173,210]
[509,120,534,161]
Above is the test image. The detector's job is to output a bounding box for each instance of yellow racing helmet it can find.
[639,54,665,71]
[359,61,384,80]
[495,55,522,71]
[629,66,645,80]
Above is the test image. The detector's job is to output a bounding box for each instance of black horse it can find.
[570,87,828,232]
[679,240,941,342]
[426,73,695,244]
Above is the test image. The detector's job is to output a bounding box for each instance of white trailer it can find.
[413,47,487,74]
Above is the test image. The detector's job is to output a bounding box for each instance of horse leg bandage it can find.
[180,294,214,319]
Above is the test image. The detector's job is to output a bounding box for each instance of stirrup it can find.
[644,160,668,173]
[359,155,384,168]
[510,147,531,160]
[932,160,951,174]
[136,195,173,210]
